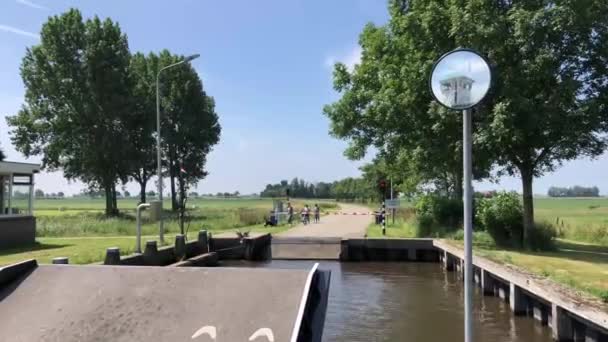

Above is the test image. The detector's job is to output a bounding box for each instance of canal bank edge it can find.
[338,238,608,341]
[433,240,608,341]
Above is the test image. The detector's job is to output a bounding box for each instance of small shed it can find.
[0,161,40,249]
[439,73,474,108]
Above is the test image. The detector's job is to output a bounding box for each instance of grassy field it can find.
[0,197,338,265]
[535,197,608,245]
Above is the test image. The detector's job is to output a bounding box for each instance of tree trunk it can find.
[170,171,177,211]
[521,168,535,249]
[111,184,118,216]
[454,170,463,200]
[104,185,113,217]
[139,180,147,204]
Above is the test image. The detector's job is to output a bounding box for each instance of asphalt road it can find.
[278,203,372,238]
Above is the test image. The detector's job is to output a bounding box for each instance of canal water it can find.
[223,260,553,342]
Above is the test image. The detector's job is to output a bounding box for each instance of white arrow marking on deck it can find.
[249,328,275,341]
[191,325,217,340]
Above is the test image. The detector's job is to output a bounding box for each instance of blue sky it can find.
[1,0,607,196]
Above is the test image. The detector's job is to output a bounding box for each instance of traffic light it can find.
[378,179,387,200]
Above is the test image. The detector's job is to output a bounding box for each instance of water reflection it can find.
[222,261,552,342]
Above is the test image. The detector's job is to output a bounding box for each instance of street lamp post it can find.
[155,54,200,244]
[430,48,492,342]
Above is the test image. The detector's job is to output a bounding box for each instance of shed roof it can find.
[0,161,40,175]
[439,73,475,84]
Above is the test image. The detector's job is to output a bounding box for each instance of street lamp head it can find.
[184,54,200,62]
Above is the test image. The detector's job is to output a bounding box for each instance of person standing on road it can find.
[304,204,310,225]
[300,206,307,225]
[287,202,294,225]
[313,204,320,223]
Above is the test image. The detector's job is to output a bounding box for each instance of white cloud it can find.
[324,46,362,72]
[0,24,39,39]
[16,0,47,10]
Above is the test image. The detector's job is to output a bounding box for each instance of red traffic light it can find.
[379,180,386,188]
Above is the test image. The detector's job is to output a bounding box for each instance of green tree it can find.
[458,0,608,245]
[7,9,132,216]
[324,0,608,247]
[152,50,221,231]
[126,52,157,204]
[154,50,220,217]
[322,5,487,200]
[34,189,44,198]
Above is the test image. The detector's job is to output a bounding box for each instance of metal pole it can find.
[7,173,12,214]
[156,72,164,244]
[390,177,395,224]
[136,203,151,253]
[154,55,199,244]
[381,201,386,236]
[28,174,34,214]
[463,108,473,342]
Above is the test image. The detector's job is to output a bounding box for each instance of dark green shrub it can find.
[476,192,523,248]
[527,221,557,251]
[414,194,462,230]
[416,213,434,227]
[415,213,434,237]
[434,197,463,228]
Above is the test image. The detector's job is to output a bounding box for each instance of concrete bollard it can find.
[198,230,209,254]
[52,257,69,264]
[551,304,574,341]
[144,240,159,265]
[104,247,121,265]
[174,234,186,261]
[509,283,527,315]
